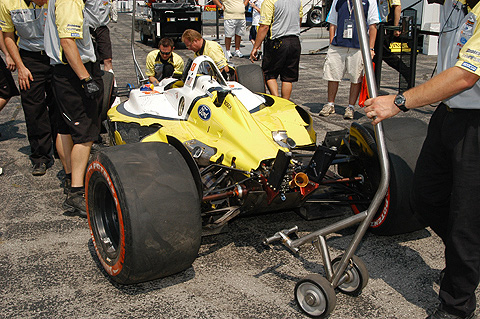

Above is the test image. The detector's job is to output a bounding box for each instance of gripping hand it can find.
[81,76,101,99]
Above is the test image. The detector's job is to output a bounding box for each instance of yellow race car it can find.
[86,55,426,285]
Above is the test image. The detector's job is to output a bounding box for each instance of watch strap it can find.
[394,93,409,112]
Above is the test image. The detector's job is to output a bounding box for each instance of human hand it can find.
[18,65,33,91]
[370,49,375,59]
[81,76,101,99]
[393,30,401,37]
[249,47,259,63]
[5,55,16,71]
[363,95,400,125]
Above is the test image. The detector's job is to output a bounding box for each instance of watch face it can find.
[395,94,406,106]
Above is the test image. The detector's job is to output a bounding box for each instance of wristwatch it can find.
[81,75,93,84]
[394,93,409,112]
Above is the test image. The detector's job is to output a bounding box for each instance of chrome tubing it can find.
[131,0,147,85]
[326,0,391,288]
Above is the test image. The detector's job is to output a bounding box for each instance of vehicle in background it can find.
[134,0,202,46]
[302,0,329,27]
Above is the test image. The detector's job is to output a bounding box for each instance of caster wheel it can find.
[294,274,336,318]
[332,255,369,296]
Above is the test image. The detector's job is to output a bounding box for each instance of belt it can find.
[53,61,94,76]
[19,49,47,56]
[273,35,298,40]
[442,102,480,113]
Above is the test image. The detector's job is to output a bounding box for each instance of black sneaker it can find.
[32,162,47,176]
[63,191,87,217]
[63,176,71,194]
[426,307,475,319]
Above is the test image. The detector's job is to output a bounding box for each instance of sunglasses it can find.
[160,50,172,55]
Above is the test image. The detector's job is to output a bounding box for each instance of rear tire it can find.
[338,118,427,235]
[86,142,202,284]
[236,64,266,93]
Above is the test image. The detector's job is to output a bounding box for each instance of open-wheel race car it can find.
[84,0,430,315]
[87,54,426,288]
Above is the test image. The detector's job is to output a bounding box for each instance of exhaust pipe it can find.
[290,172,309,188]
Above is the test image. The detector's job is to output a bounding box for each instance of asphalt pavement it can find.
[1,13,477,319]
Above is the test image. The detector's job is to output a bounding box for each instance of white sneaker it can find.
[344,106,354,119]
[234,50,243,58]
[226,51,232,61]
[319,103,335,117]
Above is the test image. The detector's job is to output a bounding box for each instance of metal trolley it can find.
[263,1,389,317]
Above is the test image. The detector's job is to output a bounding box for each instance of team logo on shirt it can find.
[466,48,480,56]
[461,61,477,72]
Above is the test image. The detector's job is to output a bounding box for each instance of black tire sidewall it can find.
[86,142,202,284]
[87,154,130,281]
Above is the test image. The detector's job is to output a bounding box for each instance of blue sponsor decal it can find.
[198,104,211,121]
[460,37,467,45]
[71,33,80,37]
[462,61,477,72]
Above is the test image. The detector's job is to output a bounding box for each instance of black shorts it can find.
[91,25,113,62]
[262,35,301,83]
[0,56,20,99]
[52,62,103,144]
[249,25,257,41]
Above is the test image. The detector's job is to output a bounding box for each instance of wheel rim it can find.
[296,281,328,316]
[338,266,361,293]
[310,9,322,24]
[333,259,361,293]
[93,178,121,262]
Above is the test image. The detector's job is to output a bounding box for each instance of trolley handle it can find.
[263,226,299,253]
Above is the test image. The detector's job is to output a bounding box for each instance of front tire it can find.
[86,142,202,284]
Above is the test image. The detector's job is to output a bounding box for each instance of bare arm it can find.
[212,0,224,10]
[364,66,480,125]
[392,5,401,37]
[60,38,90,80]
[368,24,377,58]
[4,31,31,89]
[250,24,269,62]
[329,24,336,43]
[249,0,260,13]
[0,31,15,71]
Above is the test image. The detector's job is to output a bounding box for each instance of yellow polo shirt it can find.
[145,50,185,77]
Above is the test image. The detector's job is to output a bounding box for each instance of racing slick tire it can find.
[338,117,427,235]
[235,64,266,94]
[86,142,202,284]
